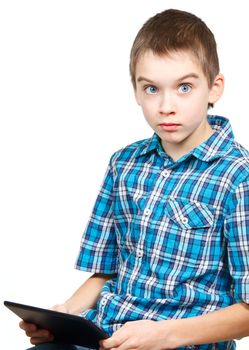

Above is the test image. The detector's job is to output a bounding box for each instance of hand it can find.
[19,303,69,345]
[50,304,69,313]
[99,319,176,350]
[19,321,54,345]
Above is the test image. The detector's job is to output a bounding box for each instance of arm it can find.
[101,302,249,350]
[21,158,118,345]
[59,272,117,315]
[170,302,249,347]
[20,272,115,345]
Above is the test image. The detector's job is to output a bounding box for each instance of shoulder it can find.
[221,141,249,189]
[227,140,249,172]
[109,137,152,165]
[232,140,249,159]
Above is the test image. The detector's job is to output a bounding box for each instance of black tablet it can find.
[4,300,108,349]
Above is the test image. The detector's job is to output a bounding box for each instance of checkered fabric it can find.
[76,116,249,349]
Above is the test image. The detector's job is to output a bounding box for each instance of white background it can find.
[0,1,249,349]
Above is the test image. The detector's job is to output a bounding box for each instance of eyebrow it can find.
[137,73,200,84]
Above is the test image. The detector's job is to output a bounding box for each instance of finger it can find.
[110,340,133,350]
[30,333,54,345]
[101,337,121,349]
[26,328,50,338]
[101,334,127,350]
[19,321,37,332]
[50,304,67,313]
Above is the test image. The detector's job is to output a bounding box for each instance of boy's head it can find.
[130,9,219,99]
[129,9,224,160]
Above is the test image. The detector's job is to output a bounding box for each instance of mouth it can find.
[159,123,181,131]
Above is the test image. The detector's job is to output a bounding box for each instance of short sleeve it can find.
[224,177,249,304]
[75,157,118,274]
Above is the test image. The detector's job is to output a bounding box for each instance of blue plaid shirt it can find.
[76,116,249,350]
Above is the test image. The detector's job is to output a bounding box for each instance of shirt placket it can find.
[137,167,173,259]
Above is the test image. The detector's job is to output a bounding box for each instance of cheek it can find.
[141,105,157,128]
[139,99,155,116]
[142,107,152,123]
[184,95,207,115]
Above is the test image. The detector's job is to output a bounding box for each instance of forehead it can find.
[135,50,206,82]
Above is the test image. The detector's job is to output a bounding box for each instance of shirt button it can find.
[101,298,107,306]
[144,208,151,216]
[181,217,188,225]
[137,249,143,258]
[162,169,170,178]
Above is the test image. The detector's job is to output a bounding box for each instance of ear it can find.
[208,74,225,104]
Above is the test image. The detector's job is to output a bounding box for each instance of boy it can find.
[21,8,249,350]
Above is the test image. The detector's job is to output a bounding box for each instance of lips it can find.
[161,123,179,126]
[159,123,180,131]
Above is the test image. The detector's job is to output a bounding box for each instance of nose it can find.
[159,92,176,116]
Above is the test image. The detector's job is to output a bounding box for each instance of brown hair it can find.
[130,9,220,94]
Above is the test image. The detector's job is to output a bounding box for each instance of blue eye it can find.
[145,85,158,94]
[179,83,191,93]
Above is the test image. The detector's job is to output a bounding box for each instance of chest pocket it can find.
[165,197,214,230]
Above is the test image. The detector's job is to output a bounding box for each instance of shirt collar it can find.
[191,115,234,161]
[135,115,234,162]
[135,133,162,158]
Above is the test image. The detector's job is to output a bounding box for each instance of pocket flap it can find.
[165,197,214,229]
